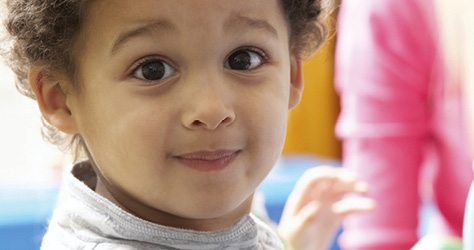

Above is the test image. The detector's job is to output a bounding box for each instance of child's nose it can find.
[181,83,235,130]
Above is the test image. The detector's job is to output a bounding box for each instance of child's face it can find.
[65,0,302,229]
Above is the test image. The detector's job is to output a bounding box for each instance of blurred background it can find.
[0,60,68,249]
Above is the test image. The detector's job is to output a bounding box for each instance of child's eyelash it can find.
[128,46,270,76]
[129,56,164,75]
[236,46,270,60]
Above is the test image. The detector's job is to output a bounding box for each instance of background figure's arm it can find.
[335,0,437,249]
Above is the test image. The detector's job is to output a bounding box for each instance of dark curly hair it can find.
[4,0,331,158]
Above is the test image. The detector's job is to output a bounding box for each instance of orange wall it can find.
[282,36,341,159]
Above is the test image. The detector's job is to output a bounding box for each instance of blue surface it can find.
[259,155,342,250]
[0,188,58,250]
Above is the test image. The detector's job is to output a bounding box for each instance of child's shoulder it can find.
[251,214,285,250]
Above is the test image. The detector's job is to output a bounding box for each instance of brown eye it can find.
[224,49,263,70]
[133,60,176,81]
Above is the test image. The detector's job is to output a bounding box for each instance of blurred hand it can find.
[277,166,376,250]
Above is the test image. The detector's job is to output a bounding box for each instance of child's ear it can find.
[288,55,304,109]
[28,66,78,134]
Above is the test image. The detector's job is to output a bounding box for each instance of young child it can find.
[4,0,374,249]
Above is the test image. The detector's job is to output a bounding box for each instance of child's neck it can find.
[95,176,254,231]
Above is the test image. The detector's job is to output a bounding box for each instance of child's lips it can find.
[174,150,240,172]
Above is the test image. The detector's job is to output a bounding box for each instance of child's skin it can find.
[278,167,375,250]
[30,0,303,232]
[26,0,374,247]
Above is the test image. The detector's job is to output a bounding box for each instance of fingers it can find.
[287,166,370,213]
[332,197,376,217]
[278,201,322,248]
[278,167,376,250]
[286,166,340,211]
[293,201,321,228]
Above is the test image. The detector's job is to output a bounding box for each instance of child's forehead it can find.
[110,14,281,54]
[86,0,286,34]
[82,0,289,55]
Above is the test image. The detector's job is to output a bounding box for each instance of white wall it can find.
[0,63,66,188]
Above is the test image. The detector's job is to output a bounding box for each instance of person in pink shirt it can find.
[335,0,473,249]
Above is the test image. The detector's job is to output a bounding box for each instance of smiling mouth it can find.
[174,150,240,172]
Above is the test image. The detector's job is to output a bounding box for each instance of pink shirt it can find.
[335,0,474,249]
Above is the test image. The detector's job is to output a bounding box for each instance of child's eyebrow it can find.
[111,20,175,54]
[223,14,279,39]
[110,15,279,55]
